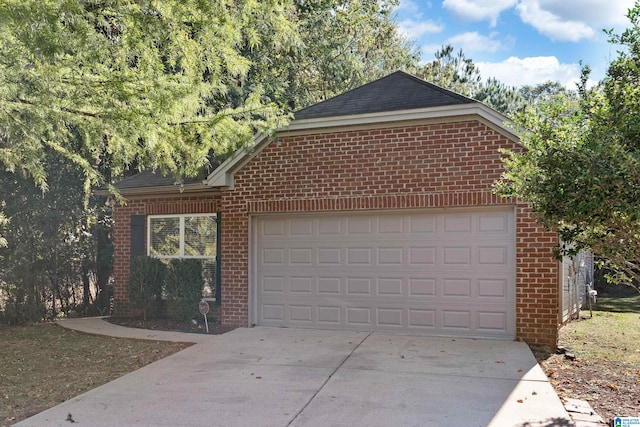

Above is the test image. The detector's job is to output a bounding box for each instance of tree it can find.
[241,0,418,111]
[0,0,296,323]
[519,80,573,105]
[0,0,418,322]
[415,45,482,97]
[0,0,296,193]
[496,3,640,291]
[0,148,108,322]
[475,77,525,115]
[416,45,525,115]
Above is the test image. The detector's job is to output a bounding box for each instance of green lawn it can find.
[563,296,640,363]
[593,294,640,314]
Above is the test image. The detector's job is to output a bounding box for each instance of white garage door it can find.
[253,209,515,339]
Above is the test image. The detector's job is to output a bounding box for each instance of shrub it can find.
[0,286,46,325]
[165,258,204,322]
[128,256,165,320]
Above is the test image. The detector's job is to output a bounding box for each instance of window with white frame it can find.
[148,214,219,298]
[148,214,217,259]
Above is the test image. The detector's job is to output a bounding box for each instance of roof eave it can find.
[205,133,272,190]
[94,182,214,197]
[286,103,515,136]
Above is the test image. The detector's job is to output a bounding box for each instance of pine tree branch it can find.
[10,98,102,119]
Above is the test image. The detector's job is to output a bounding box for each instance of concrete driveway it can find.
[16,324,572,427]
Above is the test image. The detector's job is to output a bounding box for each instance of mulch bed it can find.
[106,316,237,335]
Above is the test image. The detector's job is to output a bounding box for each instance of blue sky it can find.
[393,0,636,88]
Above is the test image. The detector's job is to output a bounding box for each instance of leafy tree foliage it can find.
[416,45,525,115]
[415,45,482,97]
[238,0,417,111]
[519,80,574,105]
[0,150,113,323]
[0,0,416,323]
[475,77,526,116]
[496,4,640,291]
[0,0,296,192]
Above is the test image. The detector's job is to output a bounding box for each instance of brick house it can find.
[107,71,561,349]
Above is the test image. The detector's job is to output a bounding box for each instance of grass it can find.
[562,310,640,364]
[593,294,640,314]
[0,323,190,426]
[565,295,640,363]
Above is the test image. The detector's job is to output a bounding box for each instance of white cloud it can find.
[419,32,513,59]
[420,43,447,58]
[476,56,584,88]
[396,0,422,14]
[443,0,517,26]
[447,32,514,53]
[398,19,445,40]
[516,0,595,41]
[532,0,634,28]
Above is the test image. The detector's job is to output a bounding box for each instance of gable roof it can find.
[294,71,475,120]
[207,71,518,188]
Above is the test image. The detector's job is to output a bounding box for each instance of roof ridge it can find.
[294,70,476,120]
[393,70,478,104]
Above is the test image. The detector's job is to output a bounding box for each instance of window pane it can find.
[150,217,180,257]
[184,216,216,257]
[201,259,217,298]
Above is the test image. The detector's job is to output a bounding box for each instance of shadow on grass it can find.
[593,295,640,314]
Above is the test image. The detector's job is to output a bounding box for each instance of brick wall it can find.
[220,119,560,348]
[112,194,220,316]
[515,202,561,348]
[111,119,561,348]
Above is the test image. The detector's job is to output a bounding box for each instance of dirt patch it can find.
[540,353,640,423]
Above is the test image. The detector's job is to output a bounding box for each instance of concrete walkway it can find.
[15,318,573,427]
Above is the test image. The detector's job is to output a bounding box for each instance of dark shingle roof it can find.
[113,170,203,190]
[294,71,476,120]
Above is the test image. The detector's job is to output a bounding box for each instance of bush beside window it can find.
[128,256,166,321]
[165,258,204,323]
[128,256,206,323]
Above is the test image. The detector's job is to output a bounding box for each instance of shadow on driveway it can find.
[15,324,571,427]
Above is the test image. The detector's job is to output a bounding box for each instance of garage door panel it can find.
[258,246,511,270]
[290,218,313,235]
[255,209,515,338]
[478,211,511,233]
[408,215,437,234]
[259,272,512,301]
[443,214,473,233]
[257,300,513,337]
[318,306,341,324]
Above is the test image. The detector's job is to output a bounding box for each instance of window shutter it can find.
[215,213,221,304]
[130,215,146,258]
